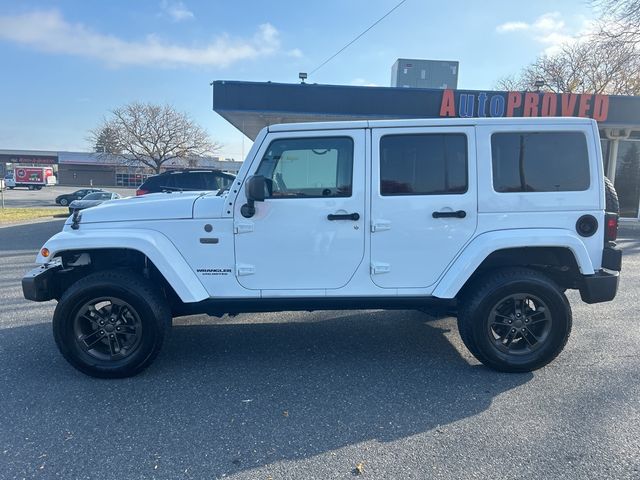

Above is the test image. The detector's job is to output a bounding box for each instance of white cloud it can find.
[287,48,304,58]
[161,1,194,22]
[496,21,529,33]
[350,78,379,87]
[496,12,581,55]
[0,10,283,67]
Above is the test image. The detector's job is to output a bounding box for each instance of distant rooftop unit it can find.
[391,58,459,89]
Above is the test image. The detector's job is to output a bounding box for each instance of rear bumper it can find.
[602,243,622,271]
[22,262,62,302]
[579,270,619,304]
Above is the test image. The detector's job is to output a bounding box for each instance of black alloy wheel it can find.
[72,297,143,361]
[53,270,171,378]
[458,268,572,372]
[487,293,553,355]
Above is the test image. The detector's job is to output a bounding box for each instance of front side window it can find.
[491,132,590,192]
[256,137,354,198]
[380,133,468,195]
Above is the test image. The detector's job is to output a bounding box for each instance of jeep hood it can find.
[68,192,217,224]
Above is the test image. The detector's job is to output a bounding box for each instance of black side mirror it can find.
[241,175,266,218]
[246,175,266,202]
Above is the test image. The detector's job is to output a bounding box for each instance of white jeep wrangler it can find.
[23,117,622,378]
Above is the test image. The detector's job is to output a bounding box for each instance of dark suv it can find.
[136,169,236,196]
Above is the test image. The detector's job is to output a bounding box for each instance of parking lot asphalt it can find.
[0,220,639,480]
[0,185,135,208]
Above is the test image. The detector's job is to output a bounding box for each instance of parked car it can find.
[55,189,104,206]
[135,169,235,196]
[68,191,121,214]
[23,117,621,378]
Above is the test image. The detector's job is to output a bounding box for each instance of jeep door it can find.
[370,126,477,288]
[234,130,366,291]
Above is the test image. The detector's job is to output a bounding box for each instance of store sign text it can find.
[439,89,609,121]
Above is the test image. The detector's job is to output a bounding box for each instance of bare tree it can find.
[594,0,640,45]
[90,102,221,173]
[494,37,640,95]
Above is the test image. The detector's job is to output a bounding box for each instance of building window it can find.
[256,137,354,198]
[491,132,590,192]
[379,133,468,195]
[614,140,640,218]
[116,172,152,187]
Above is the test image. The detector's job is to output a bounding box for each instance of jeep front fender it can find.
[36,229,209,303]
[432,229,595,299]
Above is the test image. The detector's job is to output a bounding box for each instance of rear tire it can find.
[59,198,69,206]
[53,270,171,378]
[604,176,619,214]
[458,268,572,372]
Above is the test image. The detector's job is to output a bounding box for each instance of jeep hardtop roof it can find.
[267,116,596,134]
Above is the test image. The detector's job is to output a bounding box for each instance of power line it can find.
[309,0,409,77]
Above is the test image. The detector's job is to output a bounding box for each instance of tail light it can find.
[605,212,618,242]
[136,189,148,196]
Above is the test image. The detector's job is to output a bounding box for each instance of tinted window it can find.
[380,134,468,195]
[256,137,353,198]
[84,192,111,200]
[203,172,234,190]
[174,173,206,190]
[491,132,590,192]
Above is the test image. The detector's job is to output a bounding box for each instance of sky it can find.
[0,0,599,160]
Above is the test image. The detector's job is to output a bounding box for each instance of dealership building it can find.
[211,79,640,219]
[0,150,242,188]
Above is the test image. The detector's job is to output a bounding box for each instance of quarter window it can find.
[491,132,590,192]
[380,133,468,195]
[256,137,353,198]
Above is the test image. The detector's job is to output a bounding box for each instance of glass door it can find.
[614,140,640,219]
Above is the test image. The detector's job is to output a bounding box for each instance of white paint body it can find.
[37,117,606,304]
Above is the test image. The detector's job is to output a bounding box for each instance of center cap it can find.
[105,324,115,333]
[514,319,524,328]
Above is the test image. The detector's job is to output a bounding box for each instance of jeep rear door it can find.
[370,126,477,288]
[234,129,366,291]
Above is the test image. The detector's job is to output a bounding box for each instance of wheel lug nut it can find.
[100,330,104,334]
[508,320,512,324]
[525,319,529,323]
[511,328,516,333]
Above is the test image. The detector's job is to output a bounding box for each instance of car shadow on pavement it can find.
[0,310,532,479]
[0,219,65,252]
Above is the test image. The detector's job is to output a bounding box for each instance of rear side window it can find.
[380,133,468,195]
[491,132,590,192]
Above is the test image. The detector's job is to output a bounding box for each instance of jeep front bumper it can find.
[22,262,62,302]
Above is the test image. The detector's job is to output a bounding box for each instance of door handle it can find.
[432,210,466,219]
[327,212,360,221]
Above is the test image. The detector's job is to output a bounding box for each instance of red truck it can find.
[4,167,57,190]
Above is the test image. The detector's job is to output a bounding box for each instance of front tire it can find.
[53,270,171,378]
[458,268,572,372]
[59,198,69,206]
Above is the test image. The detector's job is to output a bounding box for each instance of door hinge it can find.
[234,222,254,234]
[236,264,256,276]
[371,220,391,233]
[371,262,391,274]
